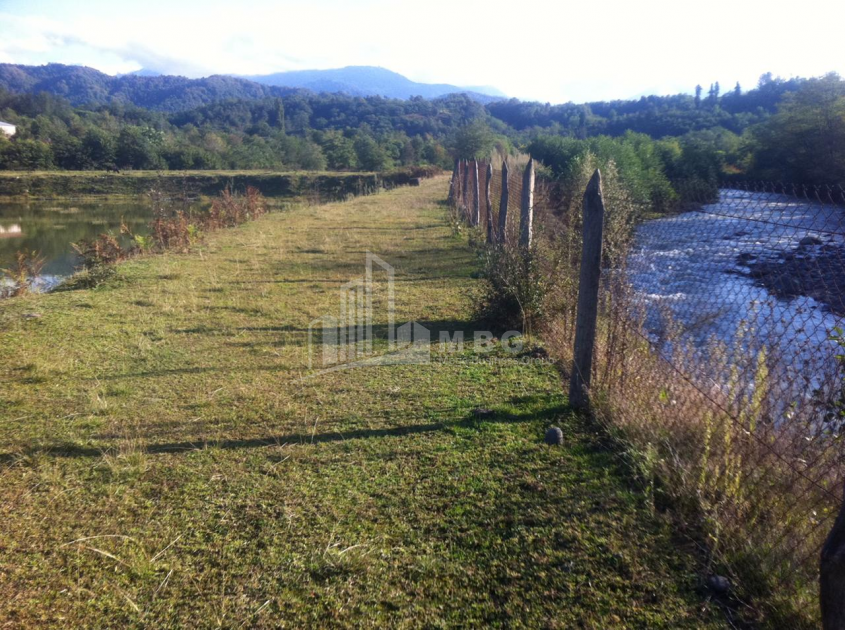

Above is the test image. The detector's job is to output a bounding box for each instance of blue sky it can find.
[0,0,843,103]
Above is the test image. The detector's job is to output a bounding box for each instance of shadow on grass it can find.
[169,318,518,341]
[0,395,569,464]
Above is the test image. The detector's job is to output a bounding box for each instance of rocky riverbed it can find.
[739,239,845,316]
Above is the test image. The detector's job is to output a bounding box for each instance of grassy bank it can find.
[0,167,437,199]
[0,177,724,627]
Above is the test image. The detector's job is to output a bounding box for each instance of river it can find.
[627,188,845,407]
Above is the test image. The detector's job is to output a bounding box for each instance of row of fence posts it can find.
[447,157,603,409]
[448,159,845,628]
[447,157,537,248]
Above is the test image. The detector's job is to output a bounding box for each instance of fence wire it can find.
[452,159,529,244]
[612,187,843,561]
[451,163,845,623]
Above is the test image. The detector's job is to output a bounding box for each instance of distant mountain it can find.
[0,63,286,111]
[464,85,508,98]
[243,66,505,102]
[0,63,503,112]
[122,68,163,77]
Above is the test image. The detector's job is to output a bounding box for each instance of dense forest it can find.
[0,63,843,190]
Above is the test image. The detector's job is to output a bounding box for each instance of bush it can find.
[475,243,548,335]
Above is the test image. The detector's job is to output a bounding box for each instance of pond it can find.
[0,198,156,291]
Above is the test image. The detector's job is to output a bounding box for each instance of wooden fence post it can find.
[472,160,481,226]
[519,158,534,248]
[448,158,459,207]
[461,160,469,219]
[821,483,845,630]
[568,169,605,410]
[498,160,509,244]
[485,163,494,243]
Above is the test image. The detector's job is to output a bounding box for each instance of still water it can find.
[0,198,155,290]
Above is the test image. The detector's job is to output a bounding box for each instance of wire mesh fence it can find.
[449,161,845,625]
[590,183,845,624]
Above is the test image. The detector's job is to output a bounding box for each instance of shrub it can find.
[475,244,547,334]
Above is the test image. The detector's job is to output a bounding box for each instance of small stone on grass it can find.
[706,575,730,595]
[545,426,564,445]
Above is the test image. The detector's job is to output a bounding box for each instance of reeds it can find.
[1,250,46,297]
[66,185,268,287]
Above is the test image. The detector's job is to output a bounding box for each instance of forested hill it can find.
[488,76,807,137]
[0,63,842,188]
[0,63,292,111]
[0,63,499,111]
[0,64,812,140]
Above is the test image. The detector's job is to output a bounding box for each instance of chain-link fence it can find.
[449,161,845,626]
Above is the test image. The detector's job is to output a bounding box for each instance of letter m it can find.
[439,330,464,353]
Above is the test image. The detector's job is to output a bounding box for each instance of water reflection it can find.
[0,223,22,238]
[0,198,156,288]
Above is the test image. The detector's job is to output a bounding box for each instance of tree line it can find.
[0,71,843,188]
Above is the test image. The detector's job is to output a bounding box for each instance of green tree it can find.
[271,97,285,132]
[317,130,357,170]
[51,131,85,170]
[4,139,54,170]
[116,126,165,170]
[279,135,326,171]
[353,135,391,171]
[750,73,845,185]
[450,121,495,160]
[82,128,117,169]
[422,141,449,168]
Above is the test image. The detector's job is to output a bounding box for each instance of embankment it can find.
[0,166,440,199]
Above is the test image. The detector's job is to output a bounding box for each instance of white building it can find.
[0,122,16,138]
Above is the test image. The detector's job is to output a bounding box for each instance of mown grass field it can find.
[0,177,725,627]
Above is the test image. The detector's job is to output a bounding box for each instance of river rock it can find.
[745,240,845,316]
[799,235,823,247]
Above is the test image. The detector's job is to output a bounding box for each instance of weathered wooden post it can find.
[472,160,481,226]
[461,160,470,219]
[498,160,509,244]
[447,158,459,207]
[485,162,494,244]
[821,484,845,630]
[568,169,605,410]
[519,158,534,248]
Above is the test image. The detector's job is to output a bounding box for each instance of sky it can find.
[0,0,843,104]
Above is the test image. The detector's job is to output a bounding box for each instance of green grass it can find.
[0,177,725,627]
